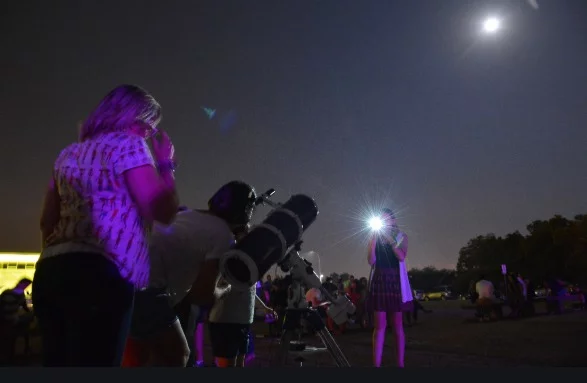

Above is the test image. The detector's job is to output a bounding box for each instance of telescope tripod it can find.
[275,307,351,367]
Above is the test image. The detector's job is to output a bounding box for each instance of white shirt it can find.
[475,279,495,299]
[148,210,235,307]
[209,284,257,325]
[41,132,155,288]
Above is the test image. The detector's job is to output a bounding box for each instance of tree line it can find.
[333,214,587,294]
[451,214,587,293]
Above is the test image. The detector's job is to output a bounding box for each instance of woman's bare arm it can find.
[367,237,376,266]
[187,229,235,306]
[40,177,60,245]
[186,259,222,306]
[117,133,179,225]
[124,165,178,225]
[393,232,408,262]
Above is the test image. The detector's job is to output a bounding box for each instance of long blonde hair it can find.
[79,84,161,141]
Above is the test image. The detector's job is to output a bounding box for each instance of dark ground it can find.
[11,300,587,367]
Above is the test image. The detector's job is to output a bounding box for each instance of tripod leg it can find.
[276,330,294,366]
[302,309,351,367]
[315,329,351,367]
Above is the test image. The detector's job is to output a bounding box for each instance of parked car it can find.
[423,285,454,301]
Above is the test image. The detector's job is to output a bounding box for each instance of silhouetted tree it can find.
[408,267,456,291]
[453,214,587,293]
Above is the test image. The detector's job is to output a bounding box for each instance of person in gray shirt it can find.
[208,228,277,368]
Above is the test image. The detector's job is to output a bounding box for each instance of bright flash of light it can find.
[483,17,501,33]
[368,216,384,231]
[318,176,411,251]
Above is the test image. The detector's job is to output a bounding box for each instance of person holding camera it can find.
[34,84,179,367]
[366,208,412,368]
[122,181,258,367]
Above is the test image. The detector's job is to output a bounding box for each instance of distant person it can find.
[524,278,535,299]
[544,278,568,314]
[574,286,586,310]
[34,84,179,367]
[366,208,412,368]
[476,276,495,301]
[355,277,369,328]
[516,274,528,301]
[475,275,496,321]
[263,275,272,304]
[404,299,432,325]
[0,279,33,365]
[506,273,524,317]
[344,275,355,296]
[468,279,479,304]
[305,287,322,308]
[321,277,338,298]
[305,287,330,330]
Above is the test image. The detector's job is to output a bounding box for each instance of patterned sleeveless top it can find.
[374,231,407,269]
[40,132,155,289]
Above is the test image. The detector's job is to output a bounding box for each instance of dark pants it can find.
[209,322,250,358]
[0,321,16,366]
[32,253,135,366]
[247,330,255,355]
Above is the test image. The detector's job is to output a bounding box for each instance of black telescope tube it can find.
[219,194,319,289]
[280,194,319,231]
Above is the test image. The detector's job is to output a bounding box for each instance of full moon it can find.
[483,17,501,33]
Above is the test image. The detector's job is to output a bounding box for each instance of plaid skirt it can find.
[366,267,413,314]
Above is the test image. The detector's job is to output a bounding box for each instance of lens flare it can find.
[368,216,384,231]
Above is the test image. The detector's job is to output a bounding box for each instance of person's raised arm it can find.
[367,237,376,266]
[186,228,235,306]
[393,232,408,262]
[40,177,60,246]
[21,296,31,312]
[120,130,179,224]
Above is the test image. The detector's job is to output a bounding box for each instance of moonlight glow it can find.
[483,17,501,33]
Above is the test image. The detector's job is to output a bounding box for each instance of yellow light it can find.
[0,253,39,293]
[0,252,40,263]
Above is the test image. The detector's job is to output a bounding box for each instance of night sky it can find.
[2,0,587,279]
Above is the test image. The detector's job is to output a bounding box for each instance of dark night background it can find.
[1,0,586,278]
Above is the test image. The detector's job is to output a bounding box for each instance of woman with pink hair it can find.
[366,208,412,368]
[34,84,179,366]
